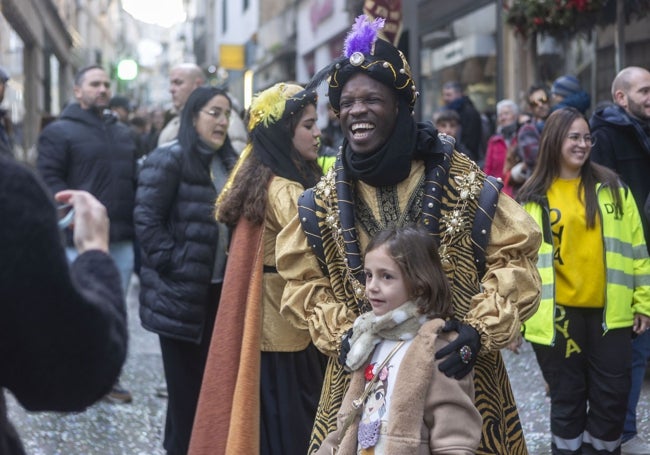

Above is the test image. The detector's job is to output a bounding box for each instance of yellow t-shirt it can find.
[547,178,605,308]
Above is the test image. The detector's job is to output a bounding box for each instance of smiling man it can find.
[276,15,542,455]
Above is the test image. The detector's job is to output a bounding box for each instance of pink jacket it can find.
[483,134,515,197]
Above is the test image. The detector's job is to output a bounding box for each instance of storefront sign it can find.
[431,34,495,71]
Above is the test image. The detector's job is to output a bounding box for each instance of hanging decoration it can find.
[504,0,650,39]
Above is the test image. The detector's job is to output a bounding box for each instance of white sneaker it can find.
[622,435,650,455]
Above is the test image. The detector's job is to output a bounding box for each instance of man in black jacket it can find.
[590,66,650,455]
[441,80,484,164]
[36,64,137,404]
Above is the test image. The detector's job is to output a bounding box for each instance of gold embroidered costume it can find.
[277,146,542,454]
[276,14,542,455]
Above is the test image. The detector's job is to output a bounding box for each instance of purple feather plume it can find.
[343,15,385,58]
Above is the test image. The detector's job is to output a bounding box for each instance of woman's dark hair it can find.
[527,83,550,99]
[178,86,231,151]
[517,107,622,227]
[364,225,453,319]
[176,86,238,182]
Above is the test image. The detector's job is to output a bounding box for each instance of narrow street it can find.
[6,275,650,454]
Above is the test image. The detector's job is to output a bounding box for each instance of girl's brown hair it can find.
[365,225,453,318]
[517,107,623,227]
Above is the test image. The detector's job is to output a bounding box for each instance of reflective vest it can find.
[522,183,650,346]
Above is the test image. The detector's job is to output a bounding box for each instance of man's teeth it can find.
[351,123,374,132]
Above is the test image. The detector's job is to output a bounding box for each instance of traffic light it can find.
[116,59,138,81]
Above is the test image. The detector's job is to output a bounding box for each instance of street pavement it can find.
[6,275,167,455]
[6,275,650,454]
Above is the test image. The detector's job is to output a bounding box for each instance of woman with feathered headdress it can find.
[189,83,327,455]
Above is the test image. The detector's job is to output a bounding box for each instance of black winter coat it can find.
[590,104,650,250]
[36,103,136,244]
[135,141,228,343]
[0,156,127,455]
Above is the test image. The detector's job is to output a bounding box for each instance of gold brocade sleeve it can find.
[262,177,312,352]
[276,213,356,357]
[465,193,542,352]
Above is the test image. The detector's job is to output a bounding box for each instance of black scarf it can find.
[343,102,443,187]
[251,120,320,189]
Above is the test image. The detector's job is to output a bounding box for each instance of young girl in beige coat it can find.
[317,225,482,454]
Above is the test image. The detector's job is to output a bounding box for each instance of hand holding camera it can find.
[55,190,110,254]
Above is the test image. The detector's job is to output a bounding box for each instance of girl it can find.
[190,83,327,455]
[518,107,650,455]
[317,225,482,454]
[135,86,238,455]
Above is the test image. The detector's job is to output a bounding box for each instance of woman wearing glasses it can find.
[517,107,650,455]
[134,86,238,455]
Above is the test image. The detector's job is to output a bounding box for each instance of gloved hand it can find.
[338,328,354,369]
[434,320,481,379]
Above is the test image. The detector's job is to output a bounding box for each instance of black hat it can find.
[308,15,417,114]
[0,67,9,83]
[109,95,131,111]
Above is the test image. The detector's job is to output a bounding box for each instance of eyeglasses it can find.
[528,96,549,108]
[566,133,595,146]
[201,109,231,120]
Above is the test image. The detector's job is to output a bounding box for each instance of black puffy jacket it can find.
[36,103,136,243]
[135,141,223,343]
[590,104,650,250]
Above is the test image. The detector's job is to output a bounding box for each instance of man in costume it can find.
[276,16,542,455]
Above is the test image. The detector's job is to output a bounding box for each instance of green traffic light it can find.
[117,59,138,80]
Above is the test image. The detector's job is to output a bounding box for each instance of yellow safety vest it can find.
[522,184,650,346]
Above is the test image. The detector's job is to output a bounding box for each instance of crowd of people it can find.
[2,12,650,455]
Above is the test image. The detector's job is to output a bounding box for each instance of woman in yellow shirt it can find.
[517,107,650,455]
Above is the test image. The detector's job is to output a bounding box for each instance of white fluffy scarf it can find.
[345,300,428,371]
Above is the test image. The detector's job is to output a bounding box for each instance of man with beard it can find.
[590,66,650,455]
[276,15,542,455]
[36,65,136,404]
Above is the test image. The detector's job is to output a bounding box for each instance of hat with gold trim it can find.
[308,15,417,114]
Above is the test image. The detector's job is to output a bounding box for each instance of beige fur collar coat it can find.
[317,318,482,455]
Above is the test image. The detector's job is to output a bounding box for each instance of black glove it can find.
[338,328,354,369]
[434,320,481,379]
